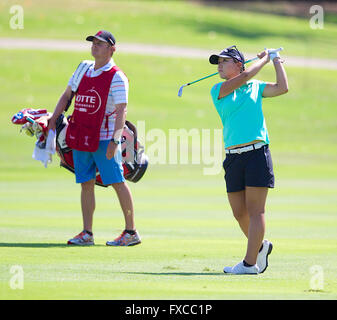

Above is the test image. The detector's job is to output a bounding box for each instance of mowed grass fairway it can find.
[1,0,337,299]
[1,49,336,300]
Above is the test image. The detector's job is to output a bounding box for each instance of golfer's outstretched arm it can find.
[262,59,288,97]
[218,53,269,99]
[48,85,73,131]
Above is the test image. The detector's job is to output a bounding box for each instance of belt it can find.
[226,142,266,154]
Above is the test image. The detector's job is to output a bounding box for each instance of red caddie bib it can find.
[66,66,119,152]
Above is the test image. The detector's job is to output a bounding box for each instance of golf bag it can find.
[55,114,148,186]
[12,108,148,186]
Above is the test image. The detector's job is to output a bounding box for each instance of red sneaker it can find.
[67,231,94,246]
[106,230,141,246]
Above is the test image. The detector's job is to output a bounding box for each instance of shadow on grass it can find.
[0,243,104,248]
[123,271,222,276]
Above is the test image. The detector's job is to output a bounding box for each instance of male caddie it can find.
[48,30,141,246]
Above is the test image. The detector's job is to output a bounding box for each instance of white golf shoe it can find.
[223,261,259,275]
[257,239,273,273]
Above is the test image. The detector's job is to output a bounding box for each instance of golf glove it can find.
[267,48,281,61]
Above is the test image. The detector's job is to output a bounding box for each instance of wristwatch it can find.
[111,138,120,145]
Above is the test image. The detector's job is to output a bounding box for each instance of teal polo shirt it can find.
[210,79,269,149]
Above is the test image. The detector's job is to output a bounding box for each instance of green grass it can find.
[1,167,336,299]
[0,48,337,299]
[1,0,337,59]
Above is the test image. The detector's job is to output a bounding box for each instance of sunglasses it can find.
[225,45,242,58]
[226,45,239,51]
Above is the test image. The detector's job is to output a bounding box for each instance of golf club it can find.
[178,47,283,97]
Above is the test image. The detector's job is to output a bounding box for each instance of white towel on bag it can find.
[32,129,56,168]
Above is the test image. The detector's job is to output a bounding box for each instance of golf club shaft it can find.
[186,56,259,86]
[178,47,283,97]
[186,72,219,86]
[26,117,36,124]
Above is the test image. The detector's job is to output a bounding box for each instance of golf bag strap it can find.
[125,120,137,146]
[71,60,95,92]
[65,60,95,112]
[64,91,75,112]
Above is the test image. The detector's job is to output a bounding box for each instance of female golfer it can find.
[209,46,288,274]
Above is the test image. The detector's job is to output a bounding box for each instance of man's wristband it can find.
[111,138,120,145]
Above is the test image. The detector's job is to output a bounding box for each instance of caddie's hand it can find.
[48,116,57,132]
[106,141,117,160]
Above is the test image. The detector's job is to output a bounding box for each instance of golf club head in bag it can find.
[55,114,148,186]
